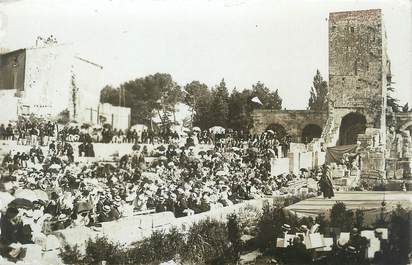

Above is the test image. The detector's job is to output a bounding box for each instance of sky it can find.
[0,0,411,109]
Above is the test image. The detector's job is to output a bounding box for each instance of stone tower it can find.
[326,9,390,146]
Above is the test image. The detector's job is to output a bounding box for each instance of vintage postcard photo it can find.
[0,0,411,264]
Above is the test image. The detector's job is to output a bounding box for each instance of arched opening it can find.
[302,124,322,144]
[406,125,412,137]
[339,112,367,145]
[266,123,287,139]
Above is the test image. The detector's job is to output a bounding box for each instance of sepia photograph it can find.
[0,0,411,264]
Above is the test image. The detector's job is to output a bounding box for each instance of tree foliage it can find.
[308,70,328,111]
[183,81,212,129]
[100,74,283,131]
[387,82,401,112]
[209,79,230,127]
[100,85,119,106]
[252,81,282,110]
[100,73,182,126]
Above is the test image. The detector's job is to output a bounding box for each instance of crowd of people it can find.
[0,119,317,261]
[0,120,292,155]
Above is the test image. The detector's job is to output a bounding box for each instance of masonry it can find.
[251,110,328,143]
[252,9,390,148]
[326,9,389,146]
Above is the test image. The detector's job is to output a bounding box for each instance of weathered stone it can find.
[251,110,328,143]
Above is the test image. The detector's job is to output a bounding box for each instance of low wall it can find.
[54,198,272,253]
[299,152,313,169]
[271,150,325,176]
[271,158,289,176]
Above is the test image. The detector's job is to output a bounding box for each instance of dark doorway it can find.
[266,123,287,139]
[302,124,322,144]
[339,112,367,145]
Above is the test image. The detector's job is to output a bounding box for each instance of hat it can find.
[114,195,121,202]
[281,224,291,230]
[103,205,111,212]
[58,214,67,221]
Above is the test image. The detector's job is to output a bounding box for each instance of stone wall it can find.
[251,110,328,142]
[328,9,387,131]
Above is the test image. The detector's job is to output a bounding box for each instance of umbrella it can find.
[300,168,309,172]
[192,127,201,132]
[209,126,225,134]
[8,198,34,209]
[14,189,38,201]
[266,129,275,134]
[216,171,227,176]
[198,150,207,156]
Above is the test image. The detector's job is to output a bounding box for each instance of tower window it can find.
[350,27,354,33]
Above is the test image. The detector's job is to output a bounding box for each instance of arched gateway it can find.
[338,113,367,145]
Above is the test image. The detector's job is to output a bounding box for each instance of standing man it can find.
[319,165,334,199]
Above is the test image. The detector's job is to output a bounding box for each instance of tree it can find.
[101,73,183,126]
[251,81,282,110]
[308,70,328,111]
[183,81,212,129]
[228,88,252,131]
[209,79,230,127]
[100,85,119,106]
[387,82,401,112]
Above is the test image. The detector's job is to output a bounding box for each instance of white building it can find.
[98,103,131,130]
[0,44,103,123]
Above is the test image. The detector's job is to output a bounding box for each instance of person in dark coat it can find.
[319,165,334,198]
[0,207,28,261]
[0,207,21,246]
[78,142,86,157]
[85,142,95,157]
[64,142,74,163]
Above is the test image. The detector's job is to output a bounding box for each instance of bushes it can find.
[59,244,82,264]
[59,218,236,265]
[84,237,126,265]
[127,228,185,264]
[183,218,231,264]
[227,214,242,262]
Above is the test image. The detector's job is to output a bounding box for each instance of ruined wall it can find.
[329,9,387,130]
[251,110,328,142]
